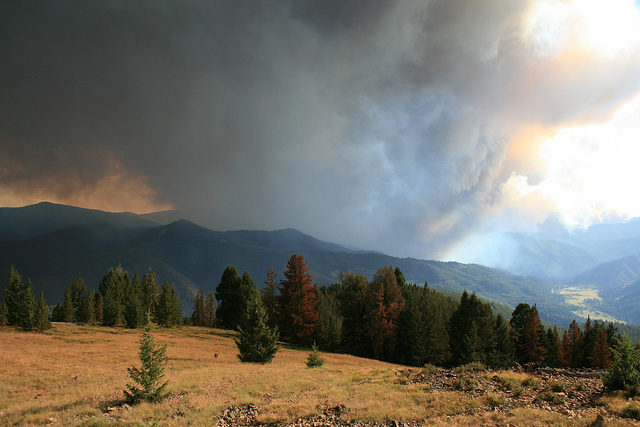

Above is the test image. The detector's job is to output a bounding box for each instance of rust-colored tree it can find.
[278,255,319,346]
[261,266,278,329]
[519,304,547,364]
[560,320,582,368]
[366,266,405,361]
[589,328,613,369]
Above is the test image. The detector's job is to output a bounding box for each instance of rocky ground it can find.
[214,367,631,426]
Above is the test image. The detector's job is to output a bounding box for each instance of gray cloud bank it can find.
[1,0,639,259]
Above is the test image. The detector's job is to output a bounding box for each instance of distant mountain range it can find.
[2,202,640,326]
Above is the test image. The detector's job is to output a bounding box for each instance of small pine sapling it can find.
[306,342,326,368]
[124,313,170,404]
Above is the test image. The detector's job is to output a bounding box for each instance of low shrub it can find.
[454,362,486,373]
[538,391,565,405]
[621,403,640,420]
[453,376,478,391]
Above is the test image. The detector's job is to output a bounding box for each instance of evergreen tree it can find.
[4,266,25,326]
[487,314,515,368]
[306,341,326,368]
[235,291,279,364]
[581,318,606,368]
[142,268,160,318]
[366,266,405,361]
[519,304,547,364]
[18,279,36,331]
[603,335,640,392]
[192,288,206,326]
[79,289,95,325]
[50,304,64,322]
[34,291,51,332]
[510,303,531,363]
[278,255,320,346]
[124,313,170,404]
[448,291,495,366]
[156,280,182,328]
[124,287,144,329]
[99,267,130,326]
[337,272,370,357]
[205,291,216,327]
[94,292,104,325]
[0,300,7,326]
[394,267,406,288]
[62,288,74,323]
[396,285,428,366]
[70,277,88,322]
[215,266,244,330]
[542,326,561,368]
[261,266,279,329]
[589,328,613,369]
[561,320,583,368]
[315,287,342,352]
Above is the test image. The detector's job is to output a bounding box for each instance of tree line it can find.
[0,256,623,369]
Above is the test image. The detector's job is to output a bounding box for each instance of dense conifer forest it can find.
[0,255,629,370]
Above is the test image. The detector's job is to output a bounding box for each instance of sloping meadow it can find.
[0,324,636,426]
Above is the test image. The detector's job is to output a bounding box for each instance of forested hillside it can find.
[0,203,576,325]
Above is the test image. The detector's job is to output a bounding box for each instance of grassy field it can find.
[0,324,638,426]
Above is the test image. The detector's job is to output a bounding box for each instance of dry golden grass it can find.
[0,324,638,426]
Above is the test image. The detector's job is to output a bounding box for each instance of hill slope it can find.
[0,203,573,324]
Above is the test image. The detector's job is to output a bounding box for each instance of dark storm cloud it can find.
[2,0,639,258]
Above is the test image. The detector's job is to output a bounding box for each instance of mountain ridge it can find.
[0,202,637,325]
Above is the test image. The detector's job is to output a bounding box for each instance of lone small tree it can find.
[124,313,170,404]
[306,342,326,368]
[235,293,279,364]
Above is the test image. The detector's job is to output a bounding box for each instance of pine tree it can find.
[79,289,95,325]
[519,304,547,364]
[366,266,405,361]
[395,285,427,366]
[561,320,583,368]
[487,314,515,368]
[205,291,216,327]
[100,267,129,326]
[192,288,206,326]
[542,326,561,368]
[261,266,279,329]
[337,272,370,357]
[4,266,25,326]
[603,335,640,392]
[142,268,160,318]
[94,292,104,325]
[71,278,88,322]
[0,300,7,326]
[235,292,279,364]
[306,341,326,368]
[589,328,613,369]
[124,313,170,404]
[18,279,36,331]
[156,280,182,328]
[316,287,342,352]
[215,266,244,330]
[124,288,144,329]
[34,291,51,332]
[62,288,74,323]
[278,254,320,347]
[510,303,531,363]
[449,291,495,366]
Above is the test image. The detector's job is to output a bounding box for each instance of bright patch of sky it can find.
[508,94,640,229]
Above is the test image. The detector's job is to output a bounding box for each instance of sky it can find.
[1,0,640,261]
